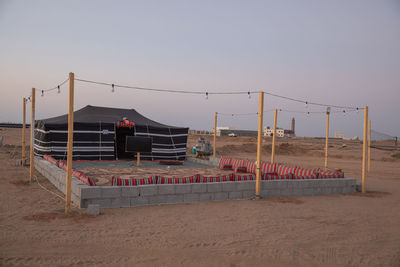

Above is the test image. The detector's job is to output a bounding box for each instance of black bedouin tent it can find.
[34,105,189,160]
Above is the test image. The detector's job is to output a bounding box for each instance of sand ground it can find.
[1,128,400,266]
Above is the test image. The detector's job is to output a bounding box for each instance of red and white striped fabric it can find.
[231,159,247,173]
[158,175,199,184]
[43,154,58,166]
[263,173,279,180]
[218,157,233,169]
[319,171,344,179]
[234,174,256,181]
[198,174,234,183]
[276,165,297,175]
[260,162,279,174]
[292,174,319,180]
[295,168,320,176]
[111,176,156,186]
[246,160,257,174]
[52,159,96,186]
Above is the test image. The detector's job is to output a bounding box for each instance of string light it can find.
[57,85,60,94]
[248,91,251,99]
[205,92,208,100]
[41,90,44,97]
[112,84,115,93]
[305,101,308,109]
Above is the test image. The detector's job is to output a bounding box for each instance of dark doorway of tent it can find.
[115,125,136,159]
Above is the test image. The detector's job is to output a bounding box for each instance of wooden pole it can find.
[362,106,368,193]
[213,112,217,157]
[29,88,35,182]
[368,120,371,172]
[324,108,330,171]
[255,92,264,199]
[65,72,74,214]
[271,109,278,164]
[22,97,26,165]
[137,152,140,167]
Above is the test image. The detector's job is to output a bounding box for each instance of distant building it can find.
[334,132,345,139]
[215,126,231,136]
[264,127,295,138]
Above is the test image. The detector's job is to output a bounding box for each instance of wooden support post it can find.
[22,97,26,165]
[29,88,35,182]
[213,112,217,157]
[368,119,371,172]
[362,106,368,193]
[271,109,278,164]
[65,72,74,214]
[137,152,140,167]
[324,107,331,171]
[255,92,264,199]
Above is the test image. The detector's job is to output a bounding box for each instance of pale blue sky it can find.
[0,0,399,138]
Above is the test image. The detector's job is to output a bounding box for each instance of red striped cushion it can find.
[231,159,247,173]
[111,176,156,186]
[43,155,58,166]
[276,165,297,175]
[198,174,233,183]
[295,168,319,176]
[292,174,319,180]
[319,171,344,178]
[246,160,257,174]
[260,162,279,174]
[158,175,198,184]
[234,174,256,181]
[262,173,279,180]
[219,157,233,169]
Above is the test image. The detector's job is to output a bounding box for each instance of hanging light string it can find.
[217,108,359,117]
[74,77,363,110]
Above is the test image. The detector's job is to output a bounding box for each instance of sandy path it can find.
[1,130,400,266]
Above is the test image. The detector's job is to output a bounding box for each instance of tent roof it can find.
[38,105,182,128]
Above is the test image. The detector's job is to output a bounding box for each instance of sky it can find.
[0,0,399,138]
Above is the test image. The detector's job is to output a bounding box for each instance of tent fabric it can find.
[34,105,188,160]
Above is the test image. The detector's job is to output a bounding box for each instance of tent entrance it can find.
[115,126,136,159]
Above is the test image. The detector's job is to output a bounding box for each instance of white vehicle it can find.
[228,132,237,137]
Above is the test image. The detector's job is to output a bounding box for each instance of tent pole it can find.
[22,97,26,165]
[324,108,330,171]
[65,72,74,214]
[271,109,278,164]
[255,92,264,199]
[213,112,217,157]
[29,88,35,182]
[368,119,371,172]
[137,152,140,167]
[362,106,368,193]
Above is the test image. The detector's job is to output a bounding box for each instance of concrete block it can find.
[89,198,112,208]
[342,187,354,194]
[199,193,214,202]
[207,183,222,193]
[101,186,121,198]
[222,182,236,192]
[355,184,362,192]
[228,191,242,199]
[121,187,139,198]
[158,184,176,195]
[175,184,192,194]
[236,181,254,191]
[164,194,184,204]
[87,204,100,215]
[191,183,207,193]
[184,193,200,203]
[280,188,291,196]
[139,185,158,196]
[214,192,228,201]
[131,196,149,206]
[290,188,304,196]
[332,187,343,194]
[147,195,165,205]
[242,190,254,198]
[287,180,299,189]
[80,186,101,199]
[303,188,315,195]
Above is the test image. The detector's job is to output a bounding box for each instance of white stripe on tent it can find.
[35,139,114,144]
[34,144,114,152]
[152,143,187,147]
[135,132,188,138]
[35,129,115,134]
[152,148,187,153]
[138,154,186,159]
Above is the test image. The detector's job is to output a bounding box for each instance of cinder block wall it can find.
[35,157,357,209]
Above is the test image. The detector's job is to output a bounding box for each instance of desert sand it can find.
[1,127,400,266]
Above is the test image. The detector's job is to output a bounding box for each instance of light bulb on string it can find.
[205,92,208,100]
[356,107,359,113]
[305,101,308,109]
[111,84,115,93]
[57,85,60,94]
[307,111,310,116]
[248,91,251,99]
[41,90,44,97]
[343,110,346,116]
